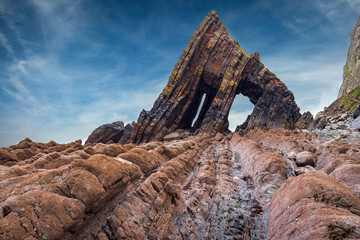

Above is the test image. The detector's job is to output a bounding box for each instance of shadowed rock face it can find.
[85,121,135,144]
[86,121,125,144]
[130,10,301,144]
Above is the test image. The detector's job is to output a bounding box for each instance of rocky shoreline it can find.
[0,10,359,240]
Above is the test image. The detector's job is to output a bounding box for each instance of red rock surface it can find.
[1,128,359,239]
[267,171,360,240]
[1,10,360,240]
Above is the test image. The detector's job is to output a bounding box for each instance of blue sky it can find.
[0,0,359,146]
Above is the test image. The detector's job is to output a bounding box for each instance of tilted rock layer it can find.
[1,129,359,239]
[338,15,360,98]
[1,10,359,240]
[131,10,301,144]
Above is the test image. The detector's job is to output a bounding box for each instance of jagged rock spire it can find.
[131,10,301,143]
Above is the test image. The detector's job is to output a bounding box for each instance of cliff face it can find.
[338,16,360,98]
[130,10,301,144]
[314,15,360,129]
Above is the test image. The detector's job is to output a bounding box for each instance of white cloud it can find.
[345,0,360,8]
[29,0,85,50]
[0,31,14,56]
[262,52,345,116]
[228,110,252,131]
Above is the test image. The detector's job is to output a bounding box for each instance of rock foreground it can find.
[1,129,360,239]
[2,10,360,240]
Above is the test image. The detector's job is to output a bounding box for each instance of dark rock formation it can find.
[314,86,360,129]
[86,121,134,144]
[118,121,135,144]
[86,121,125,144]
[130,10,300,144]
[295,111,315,129]
[338,15,360,98]
[354,104,360,118]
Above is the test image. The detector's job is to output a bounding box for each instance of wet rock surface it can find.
[1,128,359,239]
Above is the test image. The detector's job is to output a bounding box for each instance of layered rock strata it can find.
[338,15,360,98]
[130,10,300,144]
[1,129,359,239]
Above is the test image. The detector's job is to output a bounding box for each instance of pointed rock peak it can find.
[130,11,301,144]
[206,10,219,19]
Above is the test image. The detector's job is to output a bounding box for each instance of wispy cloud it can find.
[0,0,358,147]
[228,110,252,131]
[262,53,345,115]
[0,31,14,56]
[30,0,84,48]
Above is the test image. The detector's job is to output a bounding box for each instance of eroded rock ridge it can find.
[1,129,360,239]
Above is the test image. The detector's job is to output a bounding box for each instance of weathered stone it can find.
[118,121,135,144]
[130,10,300,144]
[267,171,360,240]
[286,151,296,160]
[295,111,315,129]
[2,10,360,240]
[163,132,181,141]
[325,86,360,122]
[294,165,315,175]
[1,126,360,240]
[295,151,315,167]
[338,15,360,98]
[85,121,125,144]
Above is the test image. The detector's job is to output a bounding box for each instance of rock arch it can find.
[131,10,301,144]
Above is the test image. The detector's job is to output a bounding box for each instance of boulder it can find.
[294,165,315,175]
[267,171,360,240]
[85,121,125,144]
[163,132,181,141]
[295,151,315,167]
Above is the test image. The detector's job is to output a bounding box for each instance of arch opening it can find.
[228,94,254,132]
[192,93,207,128]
